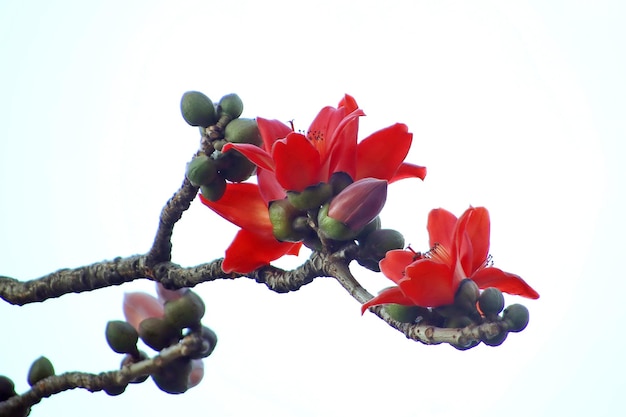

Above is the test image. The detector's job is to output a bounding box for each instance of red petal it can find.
[324,108,364,179]
[402,260,457,307]
[257,168,286,203]
[355,123,412,181]
[361,286,414,314]
[123,292,164,330]
[257,117,293,151]
[222,229,302,273]
[338,94,359,113]
[471,267,540,299]
[427,208,457,251]
[379,249,416,283]
[273,133,322,191]
[200,183,272,233]
[455,207,490,274]
[389,162,427,182]
[223,143,275,172]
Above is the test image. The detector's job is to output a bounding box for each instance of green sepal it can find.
[287,182,333,210]
[317,202,360,241]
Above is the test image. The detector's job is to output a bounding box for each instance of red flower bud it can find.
[327,178,387,231]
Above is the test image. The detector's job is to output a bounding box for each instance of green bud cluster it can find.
[103,290,217,395]
[179,91,262,200]
[378,282,532,350]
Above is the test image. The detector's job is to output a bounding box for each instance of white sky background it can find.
[0,1,624,416]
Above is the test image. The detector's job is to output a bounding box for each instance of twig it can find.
[0,332,207,415]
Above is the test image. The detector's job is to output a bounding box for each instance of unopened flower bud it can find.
[444,315,474,328]
[269,199,307,242]
[360,228,404,261]
[0,375,16,401]
[104,382,128,396]
[186,154,218,187]
[138,317,182,351]
[27,356,55,386]
[329,171,354,195]
[180,91,217,127]
[503,304,529,332]
[224,118,262,146]
[384,304,423,323]
[200,176,227,202]
[164,291,206,331]
[478,287,505,316]
[189,326,218,359]
[287,182,333,210]
[327,178,387,231]
[454,279,480,314]
[482,330,508,346]
[217,150,256,182]
[152,357,192,394]
[105,320,139,354]
[217,93,244,120]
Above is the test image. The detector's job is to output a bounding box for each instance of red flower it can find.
[361,207,539,313]
[200,182,302,273]
[221,95,426,194]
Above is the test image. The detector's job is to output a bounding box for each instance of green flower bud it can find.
[27,356,55,386]
[164,291,206,331]
[360,228,404,261]
[0,375,16,402]
[482,330,508,347]
[302,235,323,251]
[217,93,244,119]
[189,326,218,359]
[186,154,218,187]
[454,279,480,313]
[384,304,422,323]
[152,357,192,395]
[269,198,307,242]
[180,91,217,127]
[452,338,479,351]
[444,315,474,328]
[503,304,530,332]
[104,382,128,396]
[200,176,227,202]
[329,171,354,195]
[217,150,256,182]
[105,320,139,354]
[121,351,150,384]
[356,257,381,272]
[478,287,505,316]
[317,202,358,241]
[138,317,182,351]
[224,118,262,146]
[287,182,333,210]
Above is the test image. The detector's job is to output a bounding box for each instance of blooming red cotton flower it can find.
[361,207,539,313]
[221,95,426,195]
[199,182,302,273]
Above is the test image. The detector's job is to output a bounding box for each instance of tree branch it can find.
[0,252,329,305]
[145,177,199,267]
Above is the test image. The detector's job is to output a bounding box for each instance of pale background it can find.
[0,1,623,416]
